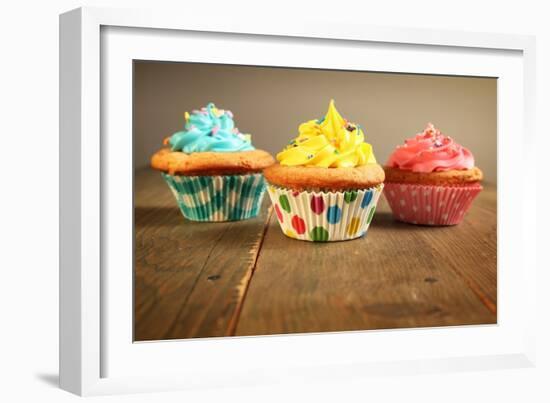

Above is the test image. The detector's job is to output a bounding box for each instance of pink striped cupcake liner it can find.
[383,182,483,226]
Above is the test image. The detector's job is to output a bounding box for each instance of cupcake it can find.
[383,123,483,226]
[151,103,275,222]
[263,100,385,242]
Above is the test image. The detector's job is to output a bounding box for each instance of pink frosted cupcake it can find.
[383,123,483,226]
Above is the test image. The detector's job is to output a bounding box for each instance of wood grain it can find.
[234,192,497,336]
[134,168,497,340]
[134,169,271,341]
[419,188,497,314]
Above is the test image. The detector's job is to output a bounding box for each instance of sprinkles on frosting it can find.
[168,102,255,153]
[386,123,475,173]
[276,100,377,168]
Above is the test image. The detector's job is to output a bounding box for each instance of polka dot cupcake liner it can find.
[266,184,384,242]
[383,182,483,226]
[162,172,266,222]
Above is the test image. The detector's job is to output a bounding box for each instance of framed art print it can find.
[60,6,537,396]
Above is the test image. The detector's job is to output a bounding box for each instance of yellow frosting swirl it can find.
[277,100,376,168]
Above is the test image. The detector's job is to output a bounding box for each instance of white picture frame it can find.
[59,6,537,396]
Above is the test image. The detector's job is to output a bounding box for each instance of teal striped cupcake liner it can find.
[162,173,266,222]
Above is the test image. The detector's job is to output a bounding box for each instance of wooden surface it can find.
[134,168,497,341]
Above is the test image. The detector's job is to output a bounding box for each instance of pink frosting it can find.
[386,123,475,173]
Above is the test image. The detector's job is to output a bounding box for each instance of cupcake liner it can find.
[162,172,266,222]
[266,184,384,242]
[383,182,483,226]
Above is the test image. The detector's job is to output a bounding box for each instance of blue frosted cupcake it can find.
[151,103,275,222]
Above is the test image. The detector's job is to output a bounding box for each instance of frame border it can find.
[59,6,537,396]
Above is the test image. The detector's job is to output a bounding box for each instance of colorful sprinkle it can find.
[344,191,358,203]
[310,195,325,214]
[361,191,373,208]
[291,215,306,234]
[292,190,300,197]
[347,217,361,236]
[326,205,342,224]
[279,194,291,213]
[310,226,329,242]
[274,204,283,222]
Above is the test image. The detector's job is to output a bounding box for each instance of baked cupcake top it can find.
[151,103,274,175]
[276,100,376,168]
[264,100,384,191]
[384,123,482,185]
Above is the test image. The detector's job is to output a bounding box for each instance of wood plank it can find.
[235,188,497,336]
[418,188,497,313]
[134,169,271,341]
[135,166,497,339]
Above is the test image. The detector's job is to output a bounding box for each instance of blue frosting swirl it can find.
[169,103,255,153]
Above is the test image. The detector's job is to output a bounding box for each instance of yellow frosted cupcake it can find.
[263,100,384,242]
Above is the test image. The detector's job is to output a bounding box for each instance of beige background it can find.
[134,62,497,183]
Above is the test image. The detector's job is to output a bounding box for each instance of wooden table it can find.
[134,168,497,341]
